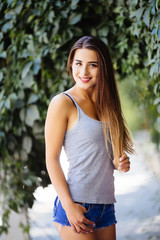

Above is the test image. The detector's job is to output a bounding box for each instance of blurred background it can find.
[0,0,160,239]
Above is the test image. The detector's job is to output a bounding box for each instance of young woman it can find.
[45,36,134,240]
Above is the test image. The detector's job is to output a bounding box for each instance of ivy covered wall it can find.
[0,0,159,235]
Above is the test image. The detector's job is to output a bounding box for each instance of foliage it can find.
[129,0,160,146]
[0,0,159,235]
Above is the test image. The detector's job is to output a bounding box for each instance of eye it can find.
[75,62,82,66]
[90,64,98,68]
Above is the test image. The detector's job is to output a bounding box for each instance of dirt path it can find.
[115,132,160,239]
[29,131,160,240]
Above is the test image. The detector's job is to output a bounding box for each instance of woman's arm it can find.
[45,95,72,207]
[45,94,95,233]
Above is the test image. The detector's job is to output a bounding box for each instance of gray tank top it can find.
[63,93,116,204]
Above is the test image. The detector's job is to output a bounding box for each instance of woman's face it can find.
[72,48,99,90]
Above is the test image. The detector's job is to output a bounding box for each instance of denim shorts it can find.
[53,196,117,230]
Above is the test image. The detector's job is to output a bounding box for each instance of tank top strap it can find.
[63,92,79,109]
[63,92,81,120]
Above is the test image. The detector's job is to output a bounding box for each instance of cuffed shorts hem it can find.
[53,196,117,230]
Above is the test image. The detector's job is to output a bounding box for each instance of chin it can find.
[77,82,96,90]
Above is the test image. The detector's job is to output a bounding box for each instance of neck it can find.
[73,84,96,101]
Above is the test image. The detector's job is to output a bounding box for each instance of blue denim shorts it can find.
[53,196,117,230]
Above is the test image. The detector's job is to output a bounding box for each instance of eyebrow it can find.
[75,59,98,64]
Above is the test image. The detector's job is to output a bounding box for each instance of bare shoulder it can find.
[48,92,74,117]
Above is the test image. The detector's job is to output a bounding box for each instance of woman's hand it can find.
[65,202,95,234]
[118,153,130,172]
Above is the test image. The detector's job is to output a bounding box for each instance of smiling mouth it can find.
[79,77,92,83]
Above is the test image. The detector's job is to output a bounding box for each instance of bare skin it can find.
[54,222,116,240]
[45,49,130,239]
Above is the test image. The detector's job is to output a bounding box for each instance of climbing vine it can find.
[0,0,159,235]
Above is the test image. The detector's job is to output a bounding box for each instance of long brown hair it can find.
[67,36,134,166]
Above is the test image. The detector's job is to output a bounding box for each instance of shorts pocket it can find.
[84,203,92,213]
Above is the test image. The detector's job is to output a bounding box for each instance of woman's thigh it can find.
[95,224,116,240]
[54,222,97,240]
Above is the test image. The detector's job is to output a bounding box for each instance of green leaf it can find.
[9,93,17,101]
[14,3,23,15]
[71,0,79,9]
[9,200,18,213]
[4,98,10,110]
[91,28,97,36]
[154,83,160,95]
[143,7,150,28]
[51,20,60,37]
[25,105,40,127]
[0,72,3,81]
[20,149,28,161]
[23,136,32,154]
[158,27,160,40]
[23,179,33,187]
[48,11,55,23]
[98,27,109,37]
[0,32,3,41]
[27,38,34,52]
[131,23,140,37]
[22,62,32,79]
[20,108,25,122]
[71,0,79,6]
[156,0,159,10]
[151,5,156,15]
[0,100,5,111]
[68,13,82,25]
[114,6,123,13]
[2,21,13,33]
[151,28,156,35]
[33,122,43,135]
[154,117,160,133]
[27,94,38,104]
[145,58,155,66]
[27,15,34,23]
[150,62,159,76]
[0,90,4,100]
[7,0,14,4]
[153,97,160,105]
[33,58,41,75]
[5,10,16,20]
[130,7,145,21]
[0,51,7,58]
[0,131,5,137]
[131,0,138,5]
[23,73,34,88]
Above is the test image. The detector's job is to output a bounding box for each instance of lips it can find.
[79,77,92,83]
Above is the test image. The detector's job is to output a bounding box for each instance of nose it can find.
[81,65,89,76]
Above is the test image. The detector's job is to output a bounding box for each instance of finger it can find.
[120,166,130,172]
[120,152,127,159]
[79,223,94,233]
[81,205,88,213]
[71,223,77,233]
[75,225,86,234]
[120,157,130,165]
[75,203,87,214]
[120,159,130,166]
[120,153,128,161]
[119,163,130,172]
[118,160,130,169]
[122,163,130,169]
[83,218,95,227]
